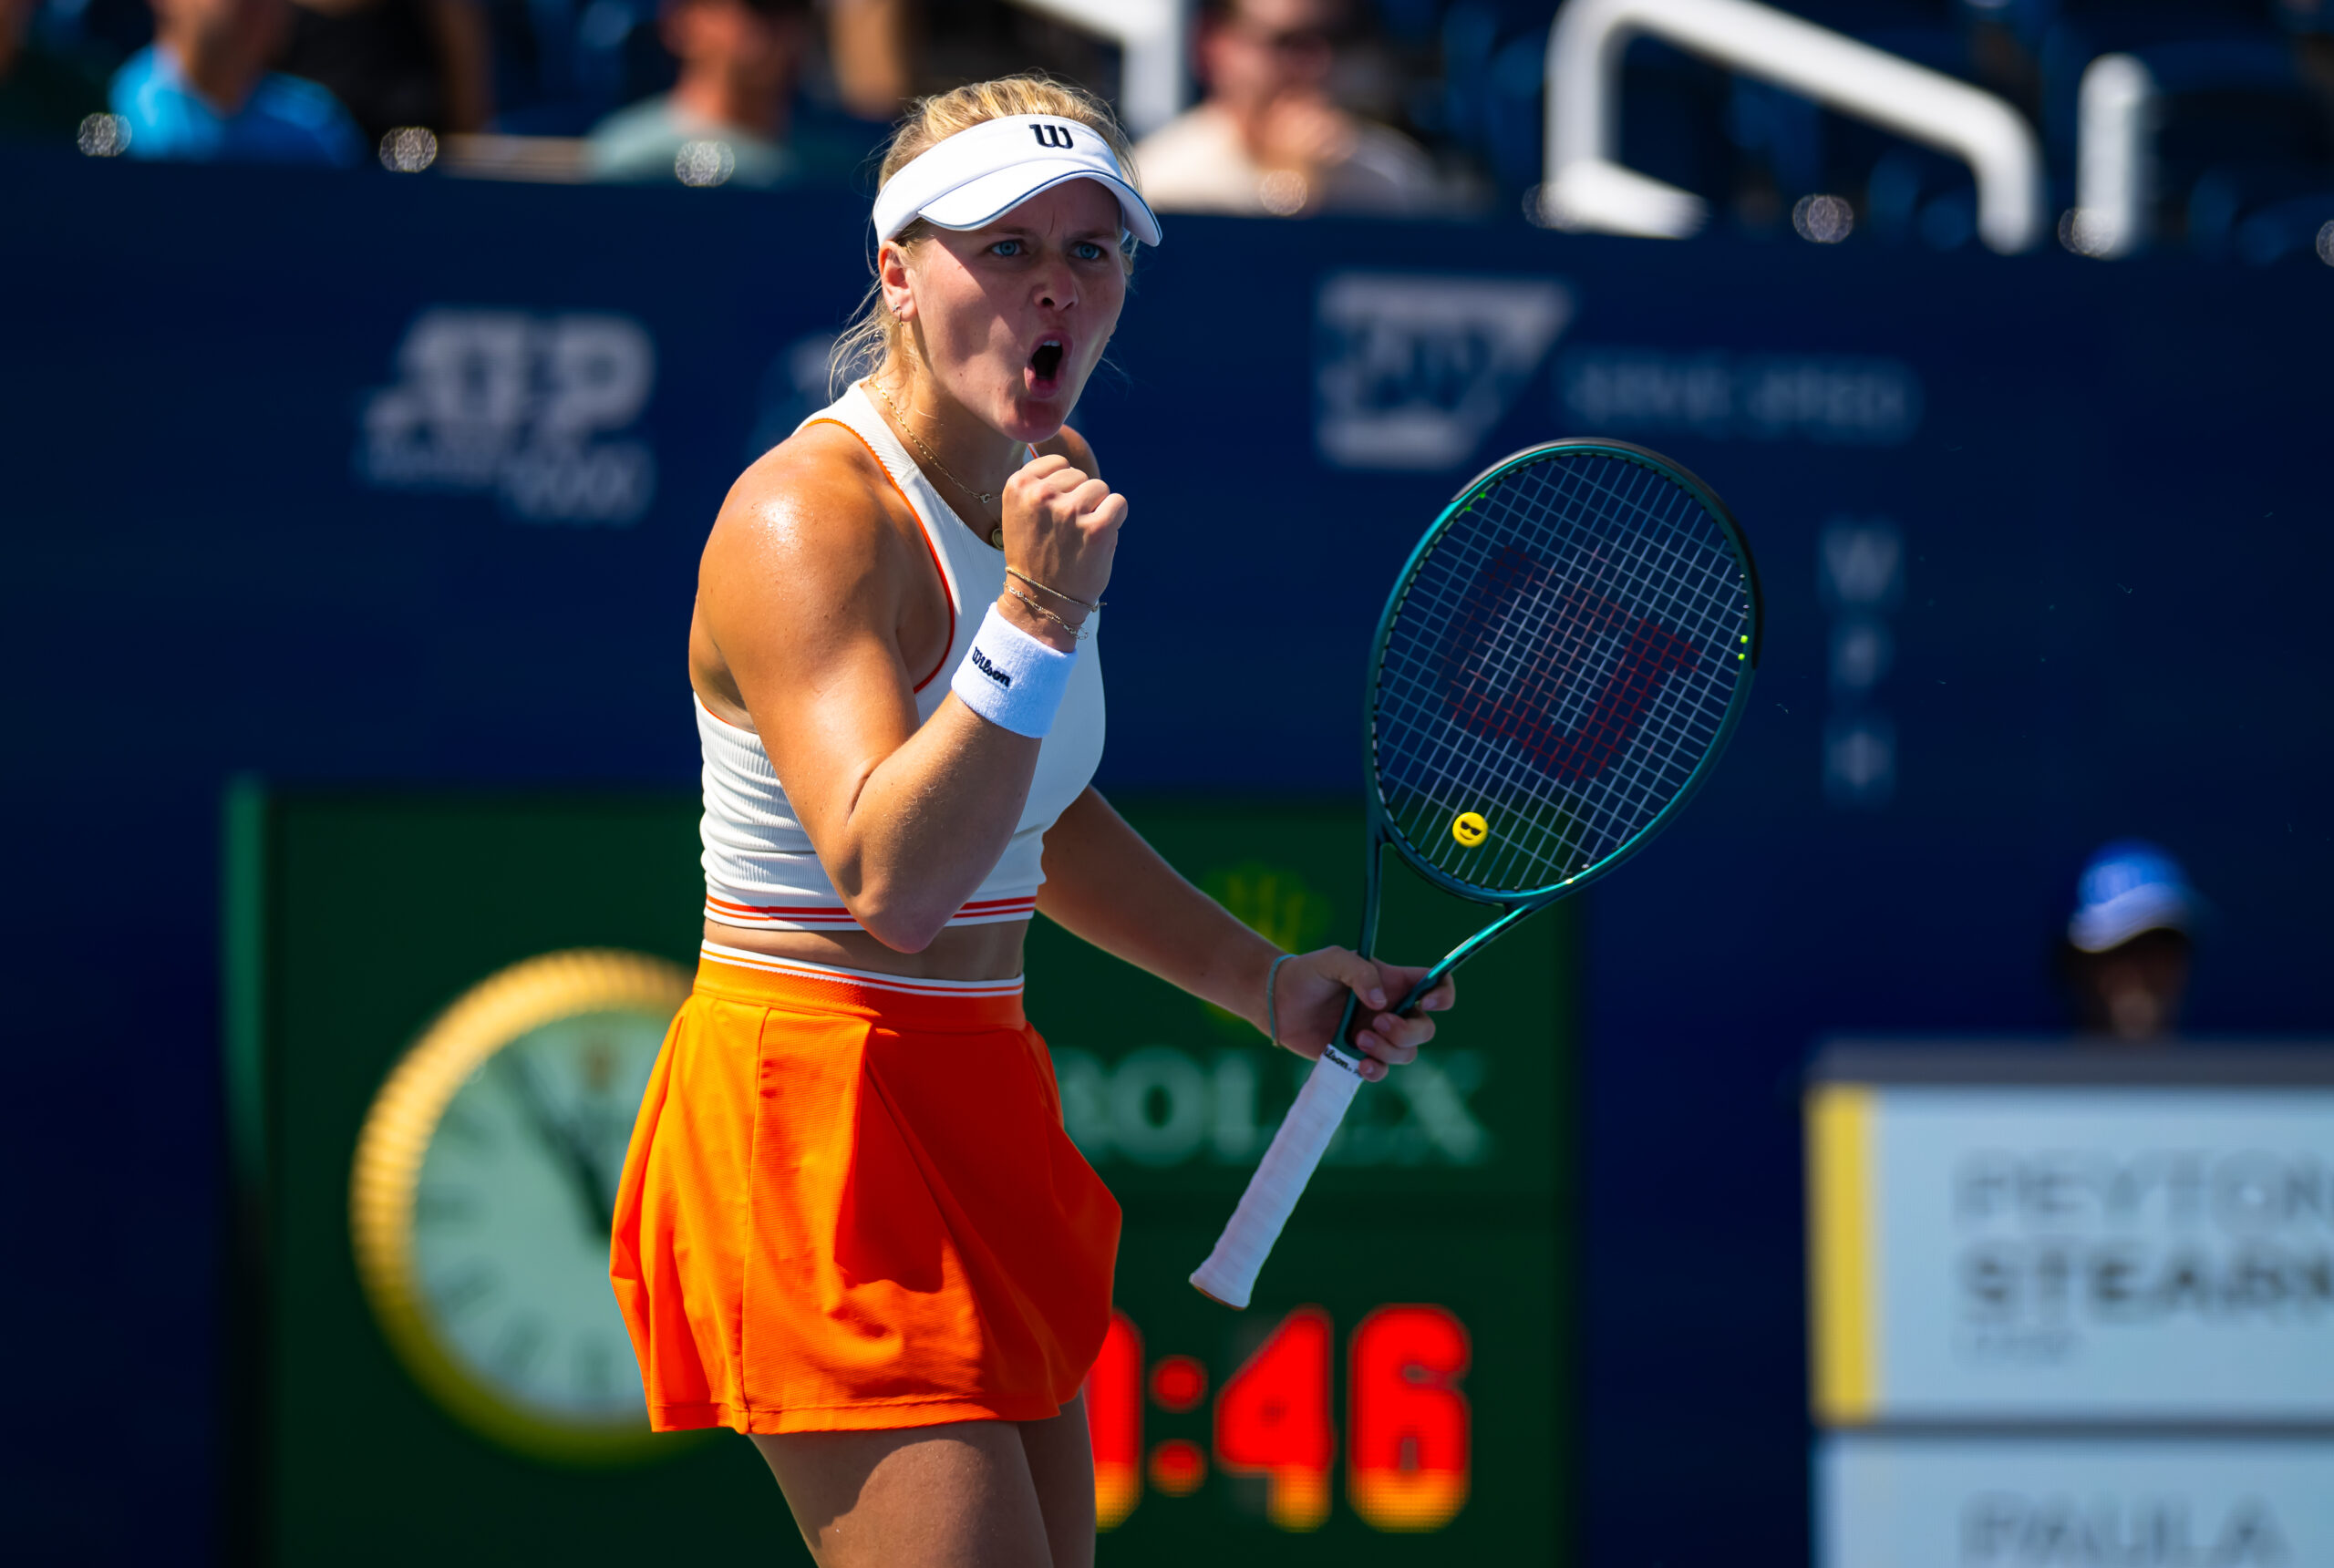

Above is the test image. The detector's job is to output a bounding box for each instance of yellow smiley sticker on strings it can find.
[1451,811,1489,848]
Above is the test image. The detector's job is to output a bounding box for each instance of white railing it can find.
[2070,54,2154,258]
[1544,0,2046,253]
[1007,0,1191,137]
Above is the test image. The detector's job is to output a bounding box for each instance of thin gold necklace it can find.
[868,378,1006,549]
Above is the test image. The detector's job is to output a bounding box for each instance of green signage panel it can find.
[232,789,1574,1564]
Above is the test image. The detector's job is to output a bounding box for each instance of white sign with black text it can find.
[1872,1088,2334,1418]
[1819,1434,2333,1568]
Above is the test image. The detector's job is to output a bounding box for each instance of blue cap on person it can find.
[2067,840,2196,954]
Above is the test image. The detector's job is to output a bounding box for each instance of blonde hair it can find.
[831,74,1141,395]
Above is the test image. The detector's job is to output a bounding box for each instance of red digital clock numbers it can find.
[1089,1312,1143,1529]
[1347,1305,1472,1532]
[1149,1354,1208,1412]
[1082,1304,1472,1534]
[1215,1306,1336,1529]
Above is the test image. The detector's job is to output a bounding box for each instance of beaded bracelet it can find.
[1265,953,1296,1048]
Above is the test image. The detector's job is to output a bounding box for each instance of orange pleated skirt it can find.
[609,945,1121,1434]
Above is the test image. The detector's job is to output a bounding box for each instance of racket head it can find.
[1365,438,1761,907]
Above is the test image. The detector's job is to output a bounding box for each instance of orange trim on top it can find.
[801,416,957,693]
[694,691,753,733]
[704,895,856,916]
[704,892,1037,921]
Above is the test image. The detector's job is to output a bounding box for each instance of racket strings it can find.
[1441,553,1700,782]
[1443,467,1730,889]
[1434,462,1733,888]
[1374,451,1750,894]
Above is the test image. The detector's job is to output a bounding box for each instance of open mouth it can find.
[1029,339,1065,382]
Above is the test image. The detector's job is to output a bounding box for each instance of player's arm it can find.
[1036,788,1451,1081]
[702,440,1106,952]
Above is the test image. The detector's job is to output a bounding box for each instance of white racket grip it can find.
[1190,1054,1364,1308]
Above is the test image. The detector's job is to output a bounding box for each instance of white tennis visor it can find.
[872,114,1162,248]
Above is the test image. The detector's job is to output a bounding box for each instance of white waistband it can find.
[699,941,1026,996]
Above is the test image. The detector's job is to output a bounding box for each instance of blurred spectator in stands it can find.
[2281,0,2334,94]
[826,0,904,120]
[111,0,365,162]
[586,0,806,185]
[1136,0,1441,217]
[2060,840,2199,1044]
[0,0,109,138]
[274,0,491,145]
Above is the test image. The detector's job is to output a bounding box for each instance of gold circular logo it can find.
[1451,811,1489,848]
[349,948,695,1465]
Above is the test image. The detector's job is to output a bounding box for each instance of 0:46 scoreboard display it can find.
[1029,801,1576,1563]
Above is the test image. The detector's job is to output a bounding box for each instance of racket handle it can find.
[1190,1052,1364,1309]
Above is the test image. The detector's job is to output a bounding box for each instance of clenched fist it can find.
[997,454,1125,649]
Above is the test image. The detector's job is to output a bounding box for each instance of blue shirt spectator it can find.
[109,0,363,165]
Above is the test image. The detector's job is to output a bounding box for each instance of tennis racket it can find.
[1190,438,1762,1308]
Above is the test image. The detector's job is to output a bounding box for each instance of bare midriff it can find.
[701,916,1032,983]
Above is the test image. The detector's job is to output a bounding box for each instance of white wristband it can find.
[950,603,1077,738]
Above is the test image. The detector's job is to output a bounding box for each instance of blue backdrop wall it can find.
[5,149,2331,1563]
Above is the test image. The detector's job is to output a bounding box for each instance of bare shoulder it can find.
[692,419,932,724]
[1035,423,1100,479]
[703,420,914,593]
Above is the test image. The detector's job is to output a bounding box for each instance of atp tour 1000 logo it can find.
[1315,273,1573,470]
[357,308,657,524]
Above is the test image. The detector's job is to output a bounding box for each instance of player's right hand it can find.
[1000,454,1124,629]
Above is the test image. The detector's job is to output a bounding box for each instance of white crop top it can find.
[698,382,1106,932]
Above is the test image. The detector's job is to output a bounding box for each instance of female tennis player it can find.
[610,75,1454,1568]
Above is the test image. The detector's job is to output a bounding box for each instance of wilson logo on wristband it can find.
[952,603,1074,738]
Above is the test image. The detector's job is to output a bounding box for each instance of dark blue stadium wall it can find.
[5,150,2331,1563]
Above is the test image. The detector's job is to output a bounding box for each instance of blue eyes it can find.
[986,240,1111,262]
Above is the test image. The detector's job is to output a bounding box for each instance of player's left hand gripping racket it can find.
[1191,438,1762,1308]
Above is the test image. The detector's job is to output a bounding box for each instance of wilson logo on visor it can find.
[1031,124,1075,150]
